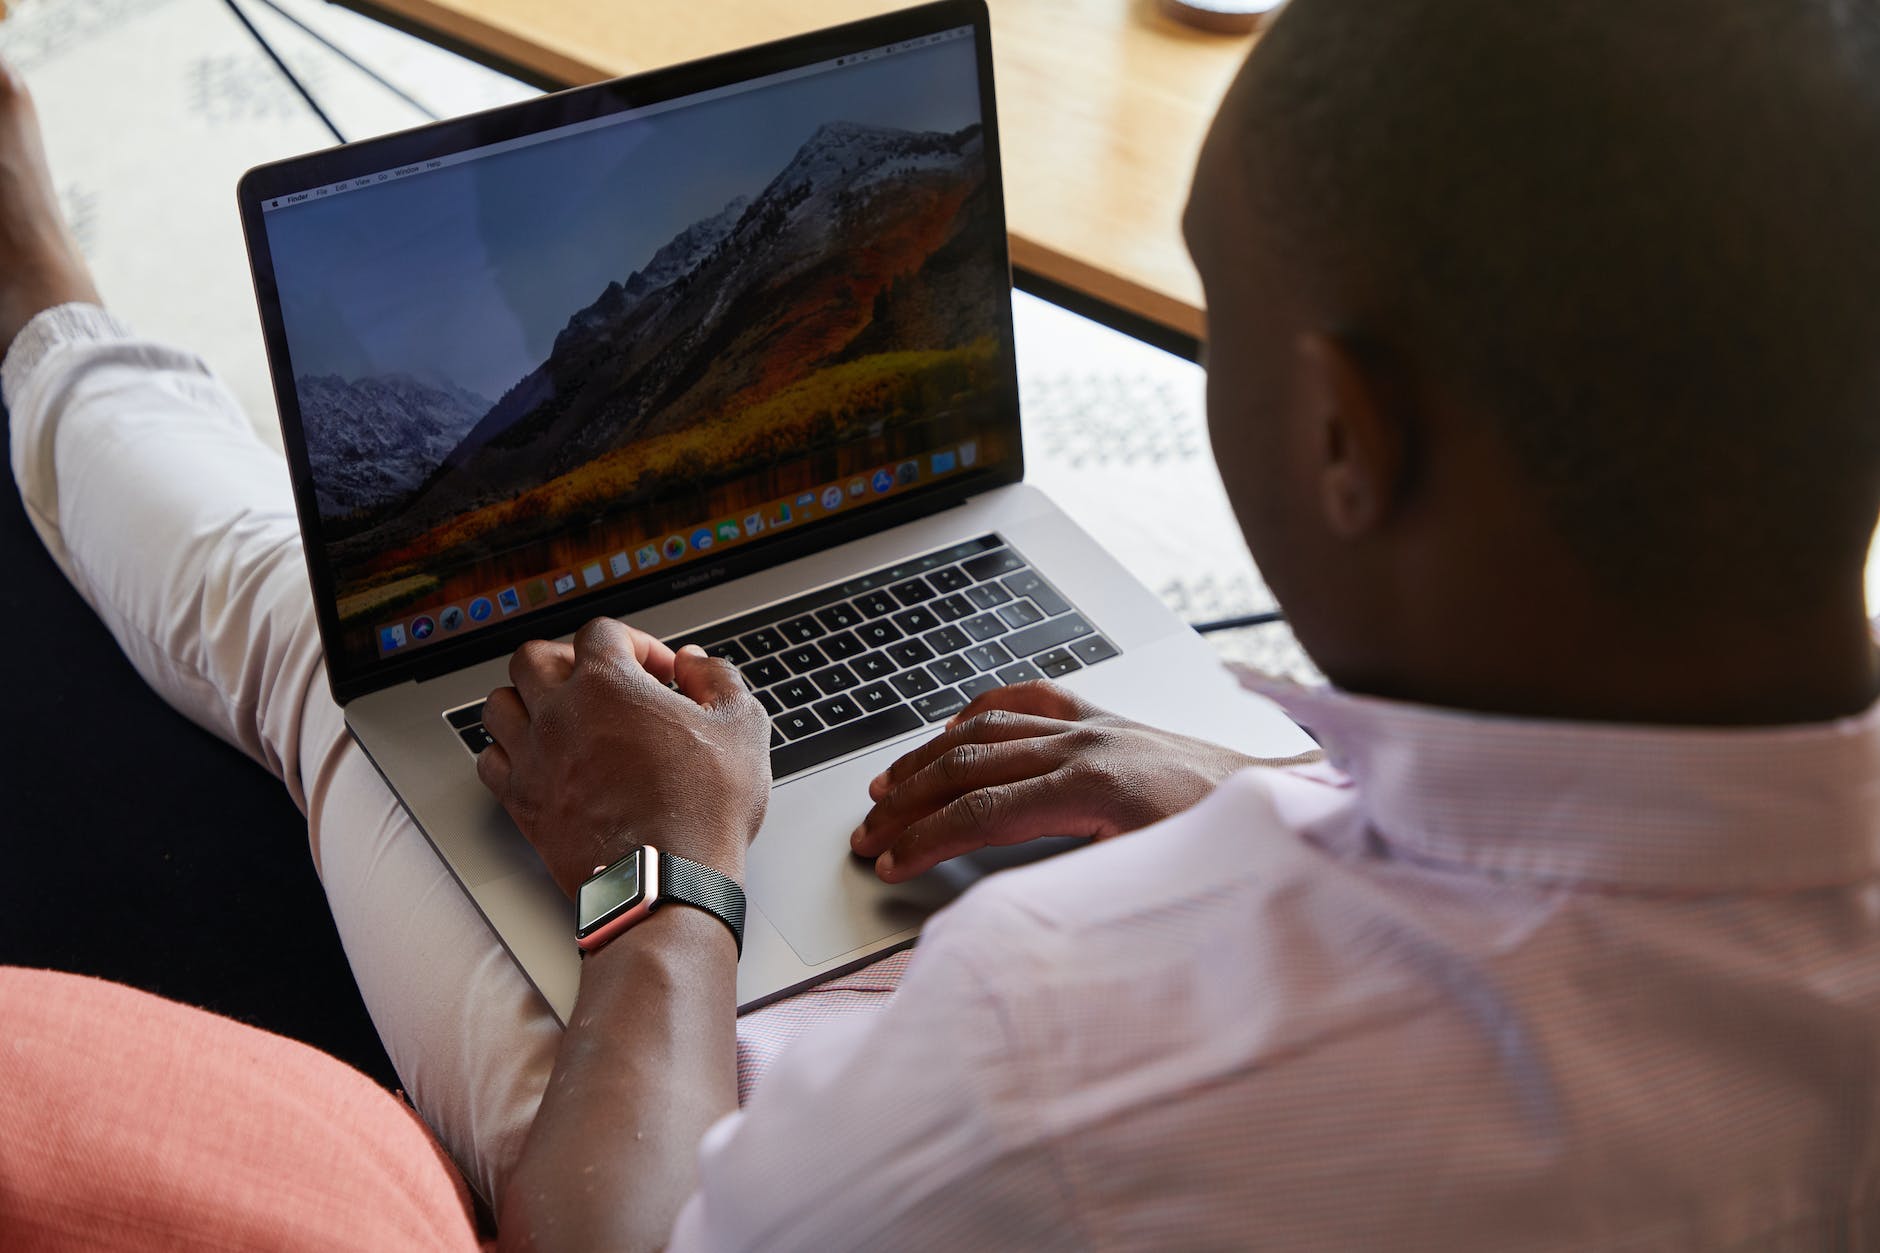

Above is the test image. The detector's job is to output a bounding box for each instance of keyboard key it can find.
[810,663,861,695]
[1002,571,1070,617]
[1034,647,1083,679]
[1004,613,1095,659]
[1071,635,1119,666]
[886,639,934,669]
[705,639,751,665]
[742,657,790,688]
[756,689,783,716]
[780,643,828,674]
[856,620,904,649]
[891,668,940,698]
[854,591,898,618]
[924,625,971,655]
[444,703,486,730]
[912,688,968,722]
[963,548,1025,581]
[820,630,867,661]
[779,615,826,644]
[889,576,936,606]
[928,565,972,593]
[959,675,1001,702]
[891,605,939,635]
[771,725,785,748]
[964,642,1015,671]
[853,681,899,713]
[774,677,820,708]
[816,603,863,632]
[775,708,825,740]
[458,724,494,753]
[997,600,1045,630]
[740,626,786,656]
[930,594,974,623]
[960,613,1008,643]
[771,705,922,777]
[927,655,976,686]
[813,694,863,725]
[852,651,896,681]
[996,660,1045,686]
[965,583,1013,611]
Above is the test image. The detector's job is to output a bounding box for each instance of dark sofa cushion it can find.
[2,404,397,1088]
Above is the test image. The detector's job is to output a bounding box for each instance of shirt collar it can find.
[1243,674,1880,893]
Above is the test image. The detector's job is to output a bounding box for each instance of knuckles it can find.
[956,785,1003,832]
[959,709,1016,738]
[510,639,560,679]
[937,742,985,786]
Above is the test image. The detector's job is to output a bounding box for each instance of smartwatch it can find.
[575,845,746,957]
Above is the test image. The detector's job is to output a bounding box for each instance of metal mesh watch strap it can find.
[656,851,746,956]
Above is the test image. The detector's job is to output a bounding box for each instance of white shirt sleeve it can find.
[667,884,1081,1252]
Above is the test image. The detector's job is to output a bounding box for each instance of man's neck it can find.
[1336,589,1880,728]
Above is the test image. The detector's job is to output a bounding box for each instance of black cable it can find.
[249,0,440,120]
[221,0,347,145]
[1190,610,1286,634]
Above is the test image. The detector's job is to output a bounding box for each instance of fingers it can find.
[634,627,679,685]
[869,709,1077,801]
[475,737,512,799]
[475,685,528,799]
[509,639,574,708]
[853,735,1069,858]
[943,680,1092,729]
[872,774,1099,882]
[481,684,528,744]
[673,644,748,710]
[573,616,691,690]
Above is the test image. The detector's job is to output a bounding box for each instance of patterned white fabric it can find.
[671,679,1880,1250]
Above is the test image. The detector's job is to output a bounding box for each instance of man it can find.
[8,0,1880,1247]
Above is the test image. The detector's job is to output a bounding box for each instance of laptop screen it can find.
[244,9,1017,691]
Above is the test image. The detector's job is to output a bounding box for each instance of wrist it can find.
[622,819,750,885]
[583,904,739,976]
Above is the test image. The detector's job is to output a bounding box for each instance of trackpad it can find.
[748,738,1086,965]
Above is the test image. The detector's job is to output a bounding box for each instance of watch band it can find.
[655,850,746,956]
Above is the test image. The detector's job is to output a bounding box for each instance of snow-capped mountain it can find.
[342,119,993,548]
[296,372,492,521]
[549,195,750,359]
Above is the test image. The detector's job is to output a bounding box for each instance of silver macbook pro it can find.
[237,0,1314,1020]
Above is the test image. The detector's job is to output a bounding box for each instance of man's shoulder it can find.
[913,763,1401,1046]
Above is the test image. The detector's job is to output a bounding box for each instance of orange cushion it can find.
[0,967,480,1251]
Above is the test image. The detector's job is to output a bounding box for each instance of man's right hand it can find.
[478,618,772,898]
[851,681,1315,881]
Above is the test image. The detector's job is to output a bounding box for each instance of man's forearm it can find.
[497,905,740,1253]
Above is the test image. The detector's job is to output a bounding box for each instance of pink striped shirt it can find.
[684,678,1880,1249]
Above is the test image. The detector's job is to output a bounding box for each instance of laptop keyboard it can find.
[442,535,1119,779]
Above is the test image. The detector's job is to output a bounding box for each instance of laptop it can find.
[236,0,1315,1020]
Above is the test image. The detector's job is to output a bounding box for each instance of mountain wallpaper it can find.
[298,119,1007,642]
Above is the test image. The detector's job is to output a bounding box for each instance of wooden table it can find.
[338,0,1261,351]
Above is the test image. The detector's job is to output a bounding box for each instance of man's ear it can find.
[1295,331,1409,537]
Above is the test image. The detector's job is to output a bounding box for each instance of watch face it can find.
[576,850,645,936]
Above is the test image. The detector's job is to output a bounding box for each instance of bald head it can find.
[1208,0,1880,608]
